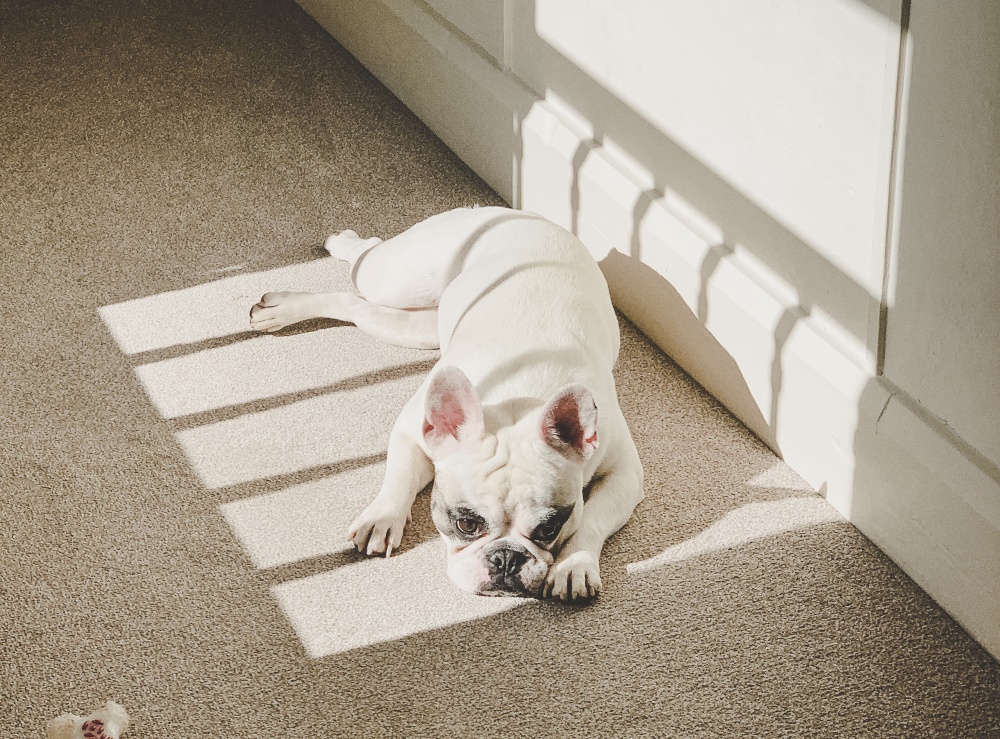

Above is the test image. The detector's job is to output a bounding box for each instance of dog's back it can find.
[433,208,621,410]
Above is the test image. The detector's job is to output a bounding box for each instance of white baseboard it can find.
[295,0,1000,659]
[855,380,1000,655]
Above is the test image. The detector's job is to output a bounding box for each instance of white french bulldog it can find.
[250,207,643,601]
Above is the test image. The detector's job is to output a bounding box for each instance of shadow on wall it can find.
[509,0,903,477]
[600,249,776,449]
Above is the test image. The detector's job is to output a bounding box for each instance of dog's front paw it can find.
[347,499,410,557]
[544,550,602,602]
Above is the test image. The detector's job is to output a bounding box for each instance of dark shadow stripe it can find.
[211,452,388,504]
[168,357,439,430]
[630,189,658,262]
[125,319,358,366]
[696,245,730,324]
[569,138,592,237]
[769,307,806,442]
[259,550,363,585]
[126,330,267,365]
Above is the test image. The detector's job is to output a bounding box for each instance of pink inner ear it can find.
[542,386,598,458]
[424,402,466,442]
[423,366,483,448]
[549,400,585,447]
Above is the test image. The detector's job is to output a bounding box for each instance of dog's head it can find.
[424,366,598,597]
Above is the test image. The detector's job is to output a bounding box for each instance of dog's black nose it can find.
[488,547,527,578]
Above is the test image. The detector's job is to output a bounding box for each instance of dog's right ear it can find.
[423,366,484,454]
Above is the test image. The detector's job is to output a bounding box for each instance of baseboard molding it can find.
[295,0,1000,660]
[855,379,1000,656]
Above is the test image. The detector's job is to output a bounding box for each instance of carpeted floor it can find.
[2,1,998,737]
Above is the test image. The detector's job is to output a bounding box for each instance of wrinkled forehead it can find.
[433,454,579,527]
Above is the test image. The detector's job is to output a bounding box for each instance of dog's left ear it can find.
[540,385,598,460]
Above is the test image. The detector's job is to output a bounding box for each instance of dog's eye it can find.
[534,520,561,541]
[455,518,482,537]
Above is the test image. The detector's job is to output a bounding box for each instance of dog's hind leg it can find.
[329,208,524,311]
[250,291,439,349]
[325,228,446,312]
[251,210,503,346]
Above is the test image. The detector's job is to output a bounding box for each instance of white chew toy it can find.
[46,701,129,739]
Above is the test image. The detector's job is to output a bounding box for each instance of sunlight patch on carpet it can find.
[747,462,816,491]
[272,541,532,658]
[627,497,842,573]
[98,259,342,355]
[95,263,531,660]
[132,329,427,419]
[221,471,379,570]
[174,376,416,489]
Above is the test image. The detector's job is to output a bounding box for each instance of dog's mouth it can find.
[477,577,543,598]
[444,537,553,598]
[476,559,548,598]
[476,543,550,598]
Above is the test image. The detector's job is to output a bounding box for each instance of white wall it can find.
[884,5,1000,463]
[295,0,1000,657]
[515,0,897,358]
[853,1,1000,654]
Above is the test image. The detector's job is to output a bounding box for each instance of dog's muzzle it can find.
[480,543,543,597]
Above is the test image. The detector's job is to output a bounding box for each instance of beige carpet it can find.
[2,0,998,736]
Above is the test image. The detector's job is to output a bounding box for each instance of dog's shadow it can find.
[269,318,353,336]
